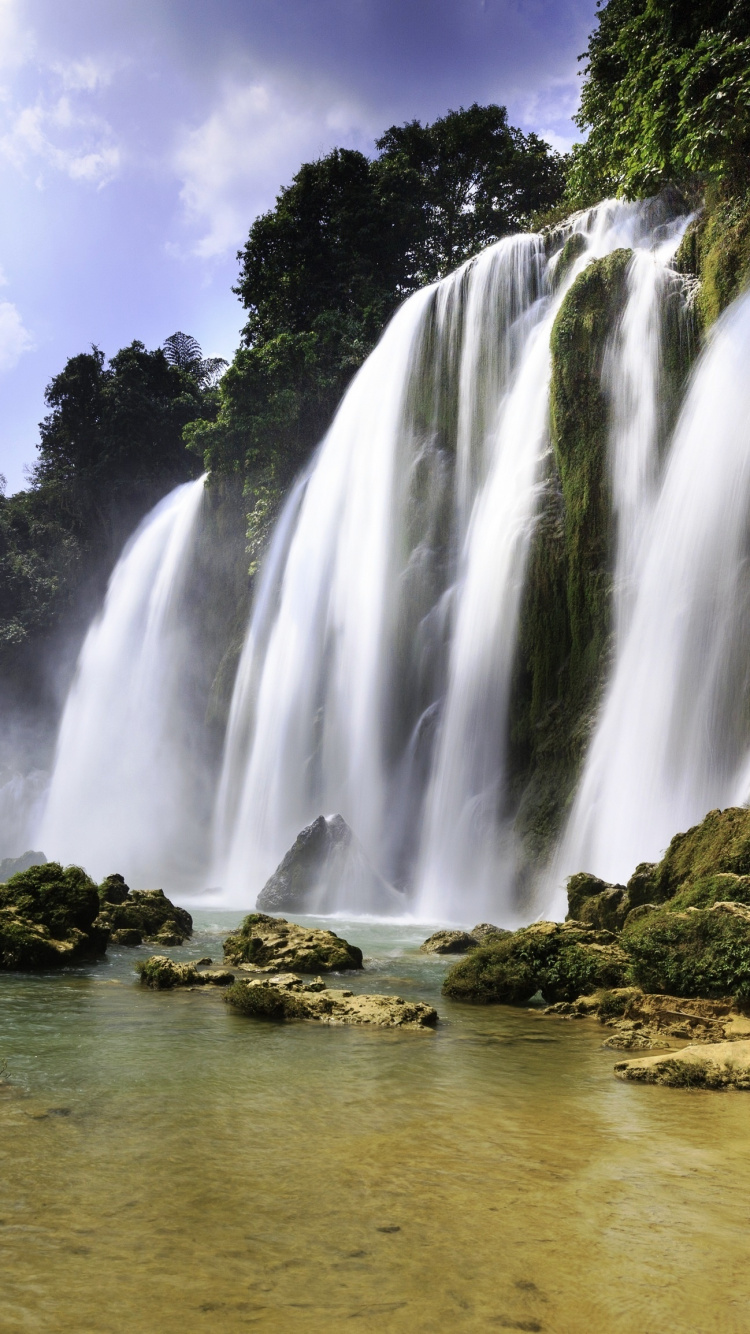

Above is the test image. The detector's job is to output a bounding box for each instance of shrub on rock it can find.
[224,980,305,1020]
[442,921,629,1004]
[0,862,108,969]
[622,902,750,1000]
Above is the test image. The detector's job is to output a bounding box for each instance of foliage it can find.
[163,332,227,388]
[224,980,304,1021]
[442,923,629,1004]
[0,861,109,969]
[569,0,750,204]
[0,336,219,704]
[189,105,564,480]
[622,907,750,999]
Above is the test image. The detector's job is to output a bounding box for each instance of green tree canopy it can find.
[196,104,564,479]
[569,0,750,203]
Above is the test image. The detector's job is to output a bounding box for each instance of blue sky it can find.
[0,0,597,492]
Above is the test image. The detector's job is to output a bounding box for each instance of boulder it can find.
[614,1039,750,1089]
[95,875,192,946]
[442,920,629,1005]
[255,814,401,914]
[0,862,108,969]
[223,913,363,973]
[225,973,438,1028]
[566,872,631,931]
[0,851,47,882]
[471,922,511,945]
[136,955,235,989]
[420,929,478,954]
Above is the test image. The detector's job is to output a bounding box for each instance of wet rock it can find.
[255,814,401,914]
[614,1039,750,1088]
[136,955,235,989]
[225,973,438,1028]
[420,929,478,954]
[95,875,192,946]
[0,862,108,970]
[0,851,47,882]
[471,923,511,945]
[442,920,629,1005]
[224,913,363,974]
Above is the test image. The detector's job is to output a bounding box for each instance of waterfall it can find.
[38,476,207,887]
[554,287,750,899]
[214,198,688,918]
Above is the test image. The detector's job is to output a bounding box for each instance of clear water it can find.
[2,917,749,1332]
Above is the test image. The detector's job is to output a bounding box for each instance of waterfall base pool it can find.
[2,915,749,1333]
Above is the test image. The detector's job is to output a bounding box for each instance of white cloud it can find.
[0,0,34,72]
[0,299,33,372]
[0,93,120,185]
[174,78,374,258]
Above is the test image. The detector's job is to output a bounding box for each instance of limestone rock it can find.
[614,1039,750,1088]
[95,875,192,946]
[0,861,108,970]
[255,814,401,914]
[470,922,511,945]
[223,913,363,973]
[0,851,47,883]
[420,929,477,954]
[225,973,438,1028]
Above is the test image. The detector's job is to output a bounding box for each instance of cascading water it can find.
[553,287,750,899]
[214,197,690,919]
[38,476,208,887]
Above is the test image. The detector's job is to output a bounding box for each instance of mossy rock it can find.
[135,955,200,989]
[622,903,750,1001]
[224,980,305,1020]
[95,877,193,946]
[675,191,750,328]
[648,807,750,902]
[442,921,629,1005]
[0,862,108,969]
[223,913,363,973]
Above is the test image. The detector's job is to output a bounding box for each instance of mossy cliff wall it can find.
[509,250,632,866]
[676,190,750,328]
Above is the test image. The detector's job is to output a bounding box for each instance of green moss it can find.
[651,807,750,902]
[508,251,633,866]
[550,232,587,290]
[622,907,750,1000]
[0,862,108,969]
[442,922,629,1005]
[135,955,199,989]
[96,880,192,946]
[675,191,750,328]
[223,913,364,973]
[224,981,305,1020]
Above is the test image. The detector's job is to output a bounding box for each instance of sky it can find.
[0,0,598,493]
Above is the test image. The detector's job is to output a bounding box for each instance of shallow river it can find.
[1,914,749,1333]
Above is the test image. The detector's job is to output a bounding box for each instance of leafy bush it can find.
[224,981,304,1021]
[622,907,750,1000]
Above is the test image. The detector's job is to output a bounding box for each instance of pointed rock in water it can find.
[255,814,402,915]
[225,974,438,1029]
[0,851,47,883]
[223,913,363,973]
[0,862,108,969]
[95,874,192,946]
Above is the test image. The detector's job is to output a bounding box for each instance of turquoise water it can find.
[2,914,750,1333]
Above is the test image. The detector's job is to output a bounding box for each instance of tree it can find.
[194,105,564,479]
[163,332,228,388]
[568,0,750,203]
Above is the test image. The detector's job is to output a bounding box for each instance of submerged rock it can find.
[136,955,234,989]
[0,862,108,969]
[442,920,629,1005]
[95,875,192,946]
[614,1039,750,1089]
[0,851,47,882]
[225,973,438,1028]
[223,913,363,974]
[255,814,401,914]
